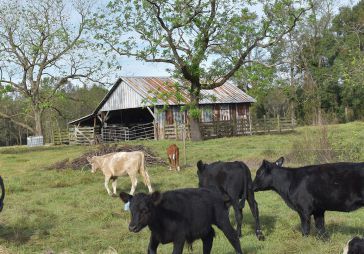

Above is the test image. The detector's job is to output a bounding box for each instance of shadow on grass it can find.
[326,222,364,236]
[0,224,36,245]
[0,210,56,245]
[291,220,363,240]
[0,222,53,245]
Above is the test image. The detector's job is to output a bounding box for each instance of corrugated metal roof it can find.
[121,76,256,106]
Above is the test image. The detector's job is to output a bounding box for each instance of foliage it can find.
[93,0,310,139]
[0,0,115,136]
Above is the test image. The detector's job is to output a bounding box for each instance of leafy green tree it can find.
[94,0,309,140]
[0,0,112,137]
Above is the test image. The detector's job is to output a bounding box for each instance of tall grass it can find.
[0,122,363,253]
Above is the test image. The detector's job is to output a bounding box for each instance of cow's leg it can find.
[172,154,176,170]
[176,153,180,171]
[168,156,172,170]
[111,177,118,196]
[313,211,327,238]
[298,212,311,236]
[148,234,159,254]
[215,210,243,254]
[247,189,265,241]
[202,227,214,254]
[171,238,184,254]
[232,201,243,238]
[104,175,112,195]
[129,174,138,195]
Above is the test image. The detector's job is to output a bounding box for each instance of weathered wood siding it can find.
[101,82,145,111]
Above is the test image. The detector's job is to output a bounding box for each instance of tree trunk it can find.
[190,117,202,141]
[189,82,202,141]
[33,109,44,137]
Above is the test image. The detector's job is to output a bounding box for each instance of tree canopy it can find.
[94,0,310,140]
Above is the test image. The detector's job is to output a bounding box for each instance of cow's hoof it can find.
[257,233,265,241]
[112,193,117,197]
[316,232,329,241]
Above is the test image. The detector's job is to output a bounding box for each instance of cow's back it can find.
[290,162,364,212]
[201,161,251,197]
[100,151,144,176]
[155,188,225,239]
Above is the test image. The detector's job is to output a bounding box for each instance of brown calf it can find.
[166,144,180,171]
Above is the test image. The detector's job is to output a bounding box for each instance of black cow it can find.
[0,176,4,212]
[120,188,243,254]
[343,236,364,254]
[197,160,264,241]
[253,157,364,237]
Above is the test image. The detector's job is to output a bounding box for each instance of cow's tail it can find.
[139,153,153,193]
[239,162,249,209]
[0,176,5,212]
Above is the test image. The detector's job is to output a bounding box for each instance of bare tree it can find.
[0,0,111,136]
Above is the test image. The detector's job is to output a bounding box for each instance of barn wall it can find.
[101,82,145,111]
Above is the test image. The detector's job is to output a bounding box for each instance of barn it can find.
[68,77,256,144]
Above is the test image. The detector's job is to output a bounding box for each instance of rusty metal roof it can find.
[121,76,256,105]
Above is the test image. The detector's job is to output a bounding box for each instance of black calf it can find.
[120,188,243,254]
[197,160,264,240]
[343,236,364,254]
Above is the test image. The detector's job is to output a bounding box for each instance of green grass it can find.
[0,121,363,253]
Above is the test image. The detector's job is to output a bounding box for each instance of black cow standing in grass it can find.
[253,157,364,237]
[120,188,243,254]
[0,176,4,212]
[343,236,364,254]
[197,160,265,241]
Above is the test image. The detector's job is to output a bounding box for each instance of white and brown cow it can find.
[87,151,153,196]
[166,144,180,171]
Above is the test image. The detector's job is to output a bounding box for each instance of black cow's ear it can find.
[119,192,133,203]
[197,160,204,172]
[275,157,284,167]
[151,191,163,206]
[262,160,273,171]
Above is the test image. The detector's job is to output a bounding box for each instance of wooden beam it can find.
[146,106,156,119]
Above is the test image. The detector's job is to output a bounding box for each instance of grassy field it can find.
[0,122,363,254]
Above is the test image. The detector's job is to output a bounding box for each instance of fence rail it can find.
[156,123,191,140]
[101,122,154,143]
[69,127,100,145]
[200,116,294,140]
[54,116,294,145]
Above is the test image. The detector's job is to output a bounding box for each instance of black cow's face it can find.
[253,157,284,191]
[119,192,162,233]
[253,160,274,191]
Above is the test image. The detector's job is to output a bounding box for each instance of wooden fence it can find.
[200,116,294,140]
[54,116,294,145]
[156,123,191,140]
[101,122,154,142]
[69,126,100,145]
[52,129,70,145]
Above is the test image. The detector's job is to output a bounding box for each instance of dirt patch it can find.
[46,144,166,170]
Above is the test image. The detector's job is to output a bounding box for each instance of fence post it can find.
[182,125,187,167]
[277,115,281,133]
[249,114,252,135]
[174,122,178,140]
